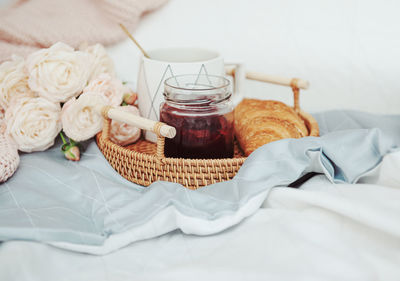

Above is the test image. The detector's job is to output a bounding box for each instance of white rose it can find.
[61,92,106,142]
[110,105,141,146]
[26,42,91,103]
[5,97,62,152]
[83,73,126,106]
[0,55,36,109]
[81,43,115,80]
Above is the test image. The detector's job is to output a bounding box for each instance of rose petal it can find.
[0,55,36,109]
[81,44,116,81]
[26,42,92,103]
[110,105,141,146]
[5,97,62,152]
[83,73,126,106]
[61,92,106,142]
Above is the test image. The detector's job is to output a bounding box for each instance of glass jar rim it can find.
[164,74,231,105]
[164,74,230,91]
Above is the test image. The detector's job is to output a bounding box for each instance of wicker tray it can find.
[96,76,319,189]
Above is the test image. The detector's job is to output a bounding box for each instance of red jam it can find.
[160,102,234,159]
[161,74,234,159]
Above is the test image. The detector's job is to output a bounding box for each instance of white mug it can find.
[137,47,244,142]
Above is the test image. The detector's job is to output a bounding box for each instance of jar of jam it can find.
[160,74,234,159]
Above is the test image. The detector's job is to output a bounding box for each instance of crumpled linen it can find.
[0,110,398,255]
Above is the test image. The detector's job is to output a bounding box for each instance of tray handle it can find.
[97,105,175,161]
[225,69,308,113]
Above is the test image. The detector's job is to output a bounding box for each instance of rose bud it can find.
[64,145,80,161]
[122,92,137,105]
[60,132,81,161]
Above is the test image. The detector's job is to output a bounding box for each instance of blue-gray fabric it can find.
[0,110,399,246]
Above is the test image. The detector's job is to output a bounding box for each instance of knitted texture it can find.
[0,0,167,62]
[0,121,19,182]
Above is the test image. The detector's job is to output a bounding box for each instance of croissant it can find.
[234,99,308,156]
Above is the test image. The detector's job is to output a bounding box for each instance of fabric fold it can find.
[0,111,399,254]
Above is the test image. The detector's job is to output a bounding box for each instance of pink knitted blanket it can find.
[0,0,167,62]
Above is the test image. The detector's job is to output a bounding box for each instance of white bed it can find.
[1,151,400,281]
[1,0,400,280]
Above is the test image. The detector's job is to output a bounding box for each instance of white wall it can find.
[109,0,400,114]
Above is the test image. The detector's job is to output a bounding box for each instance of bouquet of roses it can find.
[0,42,141,181]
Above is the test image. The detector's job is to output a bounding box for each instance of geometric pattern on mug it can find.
[143,63,212,120]
[146,64,175,119]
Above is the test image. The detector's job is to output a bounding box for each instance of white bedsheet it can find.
[1,151,399,281]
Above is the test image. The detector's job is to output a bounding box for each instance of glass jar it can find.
[160,74,234,159]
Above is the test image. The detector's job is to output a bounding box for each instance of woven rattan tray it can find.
[96,75,319,189]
